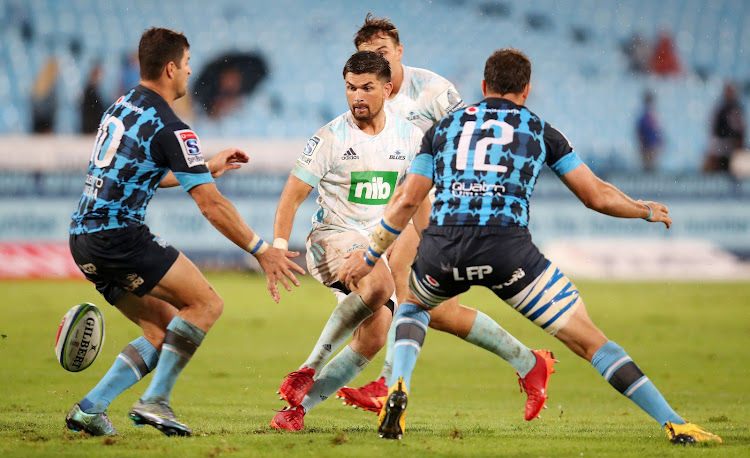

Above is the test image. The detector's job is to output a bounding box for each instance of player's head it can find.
[483,48,531,99]
[354,13,403,71]
[138,27,191,99]
[342,51,393,122]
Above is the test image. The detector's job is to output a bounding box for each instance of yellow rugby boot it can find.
[378,377,408,440]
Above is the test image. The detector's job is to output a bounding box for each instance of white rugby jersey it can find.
[385,65,465,133]
[291,110,423,235]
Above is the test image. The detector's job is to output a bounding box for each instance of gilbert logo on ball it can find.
[54,303,105,372]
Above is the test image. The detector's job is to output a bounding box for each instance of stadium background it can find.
[1,0,749,281]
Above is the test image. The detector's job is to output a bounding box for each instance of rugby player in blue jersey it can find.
[340,48,722,444]
[65,27,304,437]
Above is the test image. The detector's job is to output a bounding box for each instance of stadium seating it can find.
[1,0,748,172]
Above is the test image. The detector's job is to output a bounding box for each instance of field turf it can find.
[1,273,748,456]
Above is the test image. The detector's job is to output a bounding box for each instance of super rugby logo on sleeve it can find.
[174,129,205,168]
[298,136,324,166]
[348,171,398,204]
[436,86,465,114]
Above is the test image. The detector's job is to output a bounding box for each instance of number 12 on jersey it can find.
[455,119,513,173]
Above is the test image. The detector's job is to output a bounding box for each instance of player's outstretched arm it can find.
[339,173,433,288]
[188,182,305,302]
[559,163,672,228]
[272,174,314,250]
[159,148,250,188]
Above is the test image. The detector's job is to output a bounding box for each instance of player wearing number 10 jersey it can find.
[65,27,302,438]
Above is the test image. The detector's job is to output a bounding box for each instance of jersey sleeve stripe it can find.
[408,154,434,179]
[550,152,583,176]
[291,164,322,187]
[173,171,214,191]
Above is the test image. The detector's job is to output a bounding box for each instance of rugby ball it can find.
[54,303,105,372]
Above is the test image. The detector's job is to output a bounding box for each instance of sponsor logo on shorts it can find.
[425,274,440,287]
[348,171,398,205]
[78,263,97,274]
[124,273,145,292]
[174,129,205,168]
[152,235,169,248]
[453,265,493,281]
[492,268,525,290]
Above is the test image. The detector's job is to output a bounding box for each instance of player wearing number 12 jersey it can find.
[66,27,303,438]
[340,48,721,444]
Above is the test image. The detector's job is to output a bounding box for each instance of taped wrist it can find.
[364,218,403,266]
[273,238,289,250]
[246,234,269,256]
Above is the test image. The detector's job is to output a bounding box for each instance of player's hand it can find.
[639,200,672,229]
[208,148,250,179]
[339,250,374,289]
[256,247,306,303]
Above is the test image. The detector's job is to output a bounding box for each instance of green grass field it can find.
[1,274,748,456]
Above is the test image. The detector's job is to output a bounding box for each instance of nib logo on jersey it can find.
[349,171,398,205]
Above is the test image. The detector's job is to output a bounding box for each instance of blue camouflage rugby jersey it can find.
[71,85,213,234]
[409,97,582,227]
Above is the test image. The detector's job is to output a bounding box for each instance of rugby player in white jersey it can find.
[269,51,423,431]
[335,14,555,420]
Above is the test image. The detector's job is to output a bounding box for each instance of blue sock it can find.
[300,346,369,413]
[80,337,159,414]
[141,317,205,404]
[465,311,536,377]
[378,319,397,382]
[390,302,431,392]
[591,341,684,427]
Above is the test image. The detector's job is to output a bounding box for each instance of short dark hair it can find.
[354,13,400,48]
[484,48,531,95]
[138,27,190,81]
[342,51,391,83]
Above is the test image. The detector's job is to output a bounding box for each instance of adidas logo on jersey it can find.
[341,148,359,160]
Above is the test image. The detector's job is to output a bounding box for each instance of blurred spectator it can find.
[636,91,663,172]
[31,58,59,133]
[80,63,105,134]
[120,50,140,94]
[193,52,268,118]
[703,82,746,173]
[208,67,243,118]
[649,30,681,76]
[623,32,650,74]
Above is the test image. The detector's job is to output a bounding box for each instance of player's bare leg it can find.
[340,224,546,419]
[129,253,225,436]
[519,265,721,444]
[272,259,394,430]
